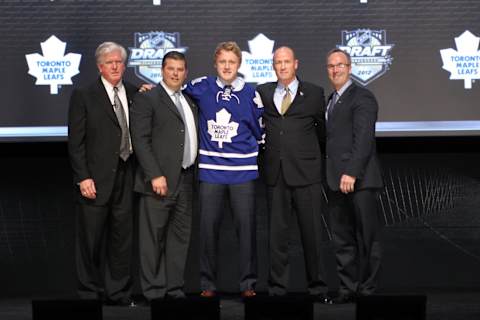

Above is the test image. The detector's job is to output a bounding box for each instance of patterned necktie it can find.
[327,91,338,121]
[281,87,292,115]
[113,86,131,161]
[174,91,191,168]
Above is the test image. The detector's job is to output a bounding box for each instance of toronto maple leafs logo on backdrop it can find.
[239,33,277,84]
[25,35,81,94]
[440,30,480,89]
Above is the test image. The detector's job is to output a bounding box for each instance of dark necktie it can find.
[113,86,131,161]
[327,91,338,120]
[174,91,191,168]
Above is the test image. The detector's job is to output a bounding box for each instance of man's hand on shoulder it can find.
[139,83,156,93]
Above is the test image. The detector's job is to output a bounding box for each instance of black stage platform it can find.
[1,290,479,320]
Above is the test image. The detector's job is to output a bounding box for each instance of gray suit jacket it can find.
[130,84,198,196]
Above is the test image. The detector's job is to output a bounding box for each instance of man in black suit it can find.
[130,51,197,301]
[68,42,137,305]
[256,46,330,303]
[325,48,384,303]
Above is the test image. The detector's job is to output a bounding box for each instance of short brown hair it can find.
[162,51,187,69]
[214,41,242,64]
[326,48,351,65]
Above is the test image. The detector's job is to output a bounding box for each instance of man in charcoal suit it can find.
[325,48,384,303]
[256,46,330,303]
[130,51,198,301]
[68,42,137,306]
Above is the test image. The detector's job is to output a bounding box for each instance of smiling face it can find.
[214,49,240,84]
[273,47,298,86]
[327,51,352,91]
[162,57,187,92]
[97,50,125,86]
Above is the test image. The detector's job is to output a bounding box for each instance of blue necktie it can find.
[327,91,338,120]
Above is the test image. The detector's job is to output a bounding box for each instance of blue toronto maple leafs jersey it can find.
[184,76,264,184]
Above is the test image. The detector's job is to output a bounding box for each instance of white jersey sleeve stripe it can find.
[199,149,258,159]
[199,163,258,171]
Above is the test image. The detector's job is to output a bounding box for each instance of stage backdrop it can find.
[0,0,479,140]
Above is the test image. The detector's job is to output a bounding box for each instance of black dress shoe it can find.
[310,294,333,304]
[165,292,187,300]
[104,297,136,307]
[332,293,356,304]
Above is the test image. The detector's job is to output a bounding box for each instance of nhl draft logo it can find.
[25,35,81,94]
[128,31,187,84]
[440,30,480,89]
[238,33,277,84]
[337,29,394,86]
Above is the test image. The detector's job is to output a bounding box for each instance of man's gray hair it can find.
[95,42,127,64]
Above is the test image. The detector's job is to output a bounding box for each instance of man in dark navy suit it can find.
[324,48,384,303]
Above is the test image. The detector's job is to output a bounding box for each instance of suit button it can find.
[181,129,185,133]
[180,143,184,147]
[112,168,116,172]
[279,131,284,135]
[325,155,329,159]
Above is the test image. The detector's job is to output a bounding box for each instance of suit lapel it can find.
[282,81,305,115]
[94,78,119,126]
[157,85,183,121]
[263,83,277,114]
[329,82,356,120]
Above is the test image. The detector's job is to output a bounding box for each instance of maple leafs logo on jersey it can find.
[440,30,480,89]
[207,108,239,148]
[25,35,81,94]
[239,33,277,84]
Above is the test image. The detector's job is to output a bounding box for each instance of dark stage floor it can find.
[1,290,479,320]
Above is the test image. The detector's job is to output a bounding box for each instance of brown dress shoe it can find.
[241,289,256,298]
[200,290,216,298]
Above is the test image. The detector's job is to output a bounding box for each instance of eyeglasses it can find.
[327,63,350,70]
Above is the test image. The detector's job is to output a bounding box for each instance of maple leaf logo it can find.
[239,33,277,84]
[440,30,480,89]
[207,108,239,148]
[25,35,81,94]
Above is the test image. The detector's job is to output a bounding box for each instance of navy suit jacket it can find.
[130,85,198,196]
[325,82,383,191]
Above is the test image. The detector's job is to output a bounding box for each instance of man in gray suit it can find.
[325,48,384,303]
[130,51,198,300]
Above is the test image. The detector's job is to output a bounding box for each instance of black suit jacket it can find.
[257,80,326,187]
[68,78,138,205]
[325,82,383,191]
[130,84,198,196]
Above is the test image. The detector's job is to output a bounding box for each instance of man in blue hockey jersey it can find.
[184,41,264,298]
